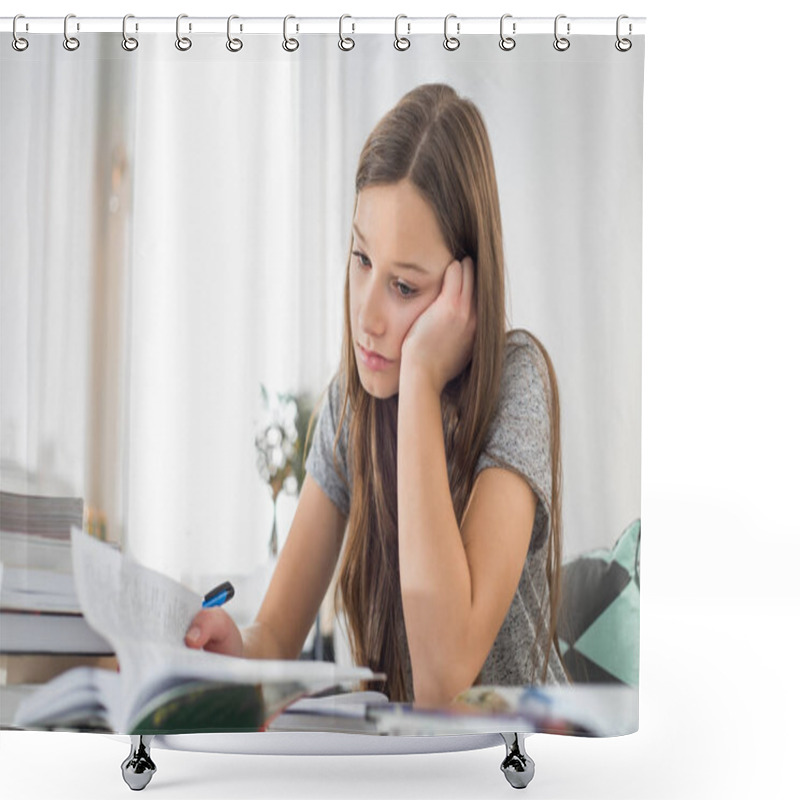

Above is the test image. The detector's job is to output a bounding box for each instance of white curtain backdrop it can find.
[2,32,643,614]
[1,39,134,531]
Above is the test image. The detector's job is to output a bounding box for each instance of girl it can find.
[185,83,569,707]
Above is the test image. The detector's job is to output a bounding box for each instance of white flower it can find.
[255,387,300,488]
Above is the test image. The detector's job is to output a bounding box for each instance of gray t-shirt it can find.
[305,330,569,694]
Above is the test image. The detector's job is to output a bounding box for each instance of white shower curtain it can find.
[1,27,643,598]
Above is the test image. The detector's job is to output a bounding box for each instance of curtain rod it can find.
[1,16,646,36]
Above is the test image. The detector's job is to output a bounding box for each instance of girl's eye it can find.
[352,250,370,268]
[352,251,416,298]
[395,281,416,299]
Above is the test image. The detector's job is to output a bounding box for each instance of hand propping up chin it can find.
[400,257,477,395]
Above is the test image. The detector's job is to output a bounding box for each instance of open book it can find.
[12,529,378,734]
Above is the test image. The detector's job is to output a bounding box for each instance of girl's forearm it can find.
[241,620,295,660]
[397,368,475,706]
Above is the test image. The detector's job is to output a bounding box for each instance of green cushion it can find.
[556,520,640,686]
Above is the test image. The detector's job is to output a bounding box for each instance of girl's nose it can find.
[359,280,386,338]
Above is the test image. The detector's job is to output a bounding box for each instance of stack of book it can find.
[0,491,115,688]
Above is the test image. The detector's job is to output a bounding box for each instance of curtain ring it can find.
[175,14,192,51]
[553,14,570,52]
[394,15,410,51]
[12,15,29,52]
[443,14,460,51]
[63,13,80,51]
[283,15,299,52]
[499,14,515,51]
[615,15,632,52]
[227,15,243,52]
[122,14,139,52]
[338,14,355,51]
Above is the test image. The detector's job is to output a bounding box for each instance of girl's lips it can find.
[357,344,393,371]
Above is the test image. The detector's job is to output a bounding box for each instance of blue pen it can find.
[202,581,235,608]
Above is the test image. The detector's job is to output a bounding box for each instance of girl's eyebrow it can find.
[352,223,430,275]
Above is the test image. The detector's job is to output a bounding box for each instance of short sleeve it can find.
[304,375,351,518]
[475,332,553,550]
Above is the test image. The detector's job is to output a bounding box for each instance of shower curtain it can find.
[0,13,644,765]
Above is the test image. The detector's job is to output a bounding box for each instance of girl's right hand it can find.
[400,257,477,395]
[184,607,244,657]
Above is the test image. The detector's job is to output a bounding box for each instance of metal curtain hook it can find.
[283,15,299,52]
[12,14,29,51]
[63,13,80,51]
[339,14,354,51]
[615,14,632,51]
[500,14,516,51]
[227,15,243,52]
[122,14,139,51]
[176,14,192,51]
[443,14,460,51]
[553,14,570,52]
[394,14,410,50]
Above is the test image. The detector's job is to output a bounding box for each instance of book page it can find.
[70,528,378,730]
[118,640,376,729]
[13,666,120,728]
[70,527,200,648]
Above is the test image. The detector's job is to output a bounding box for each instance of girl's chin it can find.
[357,368,399,399]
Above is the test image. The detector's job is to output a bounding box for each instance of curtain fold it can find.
[1,36,134,540]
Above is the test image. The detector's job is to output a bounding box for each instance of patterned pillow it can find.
[556,520,640,686]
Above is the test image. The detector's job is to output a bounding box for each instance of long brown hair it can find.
[332,84,564,700]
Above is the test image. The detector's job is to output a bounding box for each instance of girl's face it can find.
[349,179,452,399]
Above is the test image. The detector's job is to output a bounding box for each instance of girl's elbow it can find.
[411,664,477,709]
[412,682,455,709]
